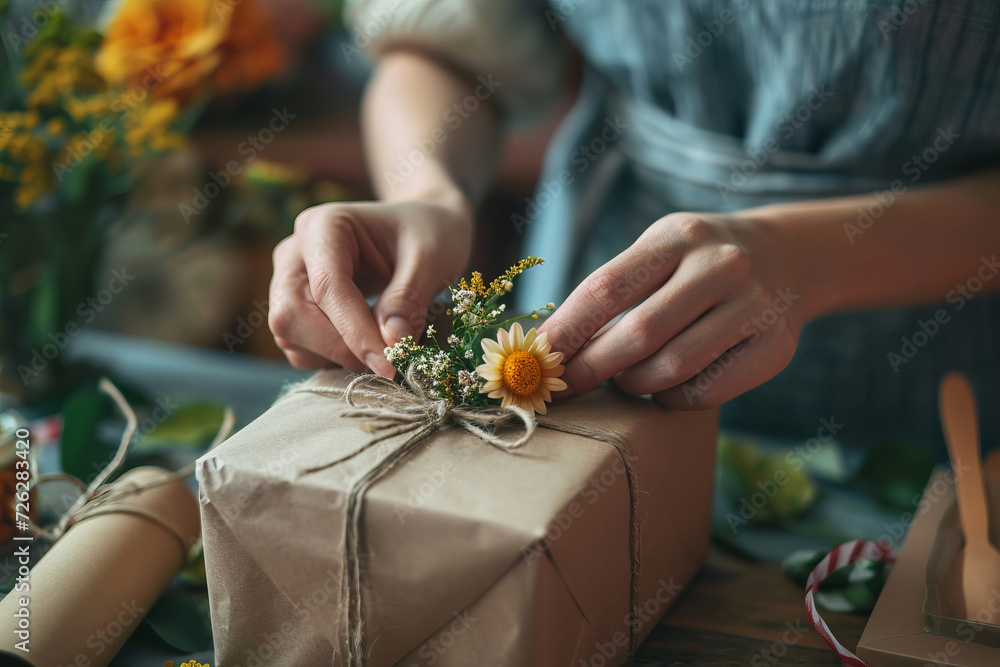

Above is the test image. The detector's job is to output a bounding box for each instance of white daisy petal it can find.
[497,327,512,354]
[542,377,567,391]
[482,380,503,392]
[511,322,524,348]
[481,338,502,355]
[479,368,502,381]
[541,364,565,377]
[522,328,537,351]
[539,351,564,368]
[488,388,507,399]
[530,393,547,414]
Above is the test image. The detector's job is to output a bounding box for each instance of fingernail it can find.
[366,352,392,378]
[383,316,411,343]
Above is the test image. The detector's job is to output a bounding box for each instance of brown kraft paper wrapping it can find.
[197,369,718,666]
[0,466,200,667]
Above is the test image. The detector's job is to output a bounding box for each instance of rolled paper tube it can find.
[0,466,201,667]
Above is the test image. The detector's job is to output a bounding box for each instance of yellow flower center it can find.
[502,350,542,397]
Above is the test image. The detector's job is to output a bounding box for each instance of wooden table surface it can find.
[629,548,869,665]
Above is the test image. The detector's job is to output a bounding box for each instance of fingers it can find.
[652,320,796,410]
[269,236,368,372]
[557,254,743,397]
[278,342,343,371]
[612,296,797,409]
[297,209,396,377]
[371,232,450,344]
[539,239,678,361]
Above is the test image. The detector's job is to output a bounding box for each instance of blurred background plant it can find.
[0,0,295,399]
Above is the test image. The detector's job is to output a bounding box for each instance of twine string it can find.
[29,378,235,561]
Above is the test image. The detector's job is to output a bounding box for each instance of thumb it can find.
[372,247,445,345]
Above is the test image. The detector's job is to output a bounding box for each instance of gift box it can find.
[857,469,1000,665]
[197,369,717,666]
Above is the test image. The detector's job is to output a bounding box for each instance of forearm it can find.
[739,168,1000,321]
[362,50,504,213]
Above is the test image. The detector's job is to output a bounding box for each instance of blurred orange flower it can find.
[96,0,286,106]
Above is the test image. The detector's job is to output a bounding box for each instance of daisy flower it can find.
[476,322,567,414]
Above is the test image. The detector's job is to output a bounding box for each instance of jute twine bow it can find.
[286,370,642,666]
[30,378,235,561]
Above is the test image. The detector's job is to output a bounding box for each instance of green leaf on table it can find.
[857,438,935,511]
[60,384,116,483]
[134,402,227,451]
[141,590,213,653]
[718,435,818,522]
[782,549,826,587]
[177,544,207,587]
[797,439,849,483]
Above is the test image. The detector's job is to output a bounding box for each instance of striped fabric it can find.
[517,0,1000,453]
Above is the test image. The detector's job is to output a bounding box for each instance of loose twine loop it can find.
[285,370,642,666]
[29,378,235,562]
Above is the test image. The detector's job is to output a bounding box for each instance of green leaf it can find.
[60,384,116,483]
[798,439,849,483]
[141,590,213,653]
[857,438,935,511]
[134,402,227,451]
[28,267,59,348]
[718,435,818,522]
[177,552,208,588]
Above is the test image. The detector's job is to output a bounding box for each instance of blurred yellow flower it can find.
[96,0,285,107]
[15,158,55,208]
[46,118,66,135]
[64,129,114,163]
[63,94,116,121]
[0,111,55,205]
[124,98,186,154]
[22,44,105,108]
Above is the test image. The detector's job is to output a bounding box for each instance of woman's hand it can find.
[539,213,806,409]
[268,197,472,377]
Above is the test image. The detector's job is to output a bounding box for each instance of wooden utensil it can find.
[939,372,1000,624]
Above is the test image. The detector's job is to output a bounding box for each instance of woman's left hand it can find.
[538,212,807,409]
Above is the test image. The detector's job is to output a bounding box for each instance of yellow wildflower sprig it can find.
[384,257,554,408]
[457,257,544,302]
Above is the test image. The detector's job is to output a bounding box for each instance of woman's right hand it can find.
[268,197,472,377]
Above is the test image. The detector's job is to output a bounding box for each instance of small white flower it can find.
[502,280,514,292]
[464,349,474,359]
[447,334,460,347]
[426,325,436,337]
[498,304,506,312]
[545,302,555,310]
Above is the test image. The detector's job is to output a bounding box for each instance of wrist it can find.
[380,166,474,223]
[731,207,842,326]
